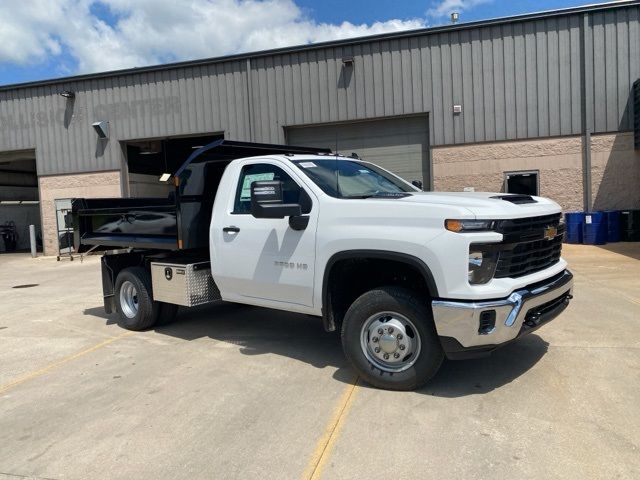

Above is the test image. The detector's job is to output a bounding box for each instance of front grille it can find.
[496,213,562,242]
[493,213,564,278]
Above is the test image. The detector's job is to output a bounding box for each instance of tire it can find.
[114,267,158,331]
[341,286,444,391]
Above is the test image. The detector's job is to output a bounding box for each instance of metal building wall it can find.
[250,5,639,145]
[0,2,638,176]
[0,61,250,175]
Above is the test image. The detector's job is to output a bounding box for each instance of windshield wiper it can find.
[342,192,412,199]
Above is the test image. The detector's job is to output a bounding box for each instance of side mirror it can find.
[412,180,423,190]
[250,180,302,219]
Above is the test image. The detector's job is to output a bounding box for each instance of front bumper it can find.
[432,270,573,359]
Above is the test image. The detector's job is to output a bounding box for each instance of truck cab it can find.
[73,140,573,391]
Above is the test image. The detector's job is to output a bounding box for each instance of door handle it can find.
[223,226,240,233]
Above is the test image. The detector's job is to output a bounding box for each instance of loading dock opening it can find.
[505,170,540,196]
[0,150,42,253]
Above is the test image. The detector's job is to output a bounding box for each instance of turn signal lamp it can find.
[445,219,495,232]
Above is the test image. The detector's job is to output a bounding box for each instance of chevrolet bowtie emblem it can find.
[544,226,557,241]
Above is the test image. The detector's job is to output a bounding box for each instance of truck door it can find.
[211,161,318,308]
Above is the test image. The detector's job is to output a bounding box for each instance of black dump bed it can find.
[73,140,330,252]
[73,197,178,250]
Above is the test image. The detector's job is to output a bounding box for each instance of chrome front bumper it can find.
[432,270,574,352]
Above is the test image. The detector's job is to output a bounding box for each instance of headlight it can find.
[468,249,499,284]
[445,219,496,232]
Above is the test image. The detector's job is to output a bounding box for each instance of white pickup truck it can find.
[73,140,573,390]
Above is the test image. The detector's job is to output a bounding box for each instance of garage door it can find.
[286,115,429,186]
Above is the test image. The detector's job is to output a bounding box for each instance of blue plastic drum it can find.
[604,210,621,243]
[564,212,584,244]
[582,212,607,245]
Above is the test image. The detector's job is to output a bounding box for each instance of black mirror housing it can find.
[250,180,302,219]
[412,180,423,190]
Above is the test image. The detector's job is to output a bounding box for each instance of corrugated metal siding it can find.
[250,7,638,145]
[0,60,250,175]
[0,4,638,175]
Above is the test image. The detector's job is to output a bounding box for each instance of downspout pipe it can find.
[580,12,593,212]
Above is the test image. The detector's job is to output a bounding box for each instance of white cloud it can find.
[0,0,426,74]
[426,0,492,19]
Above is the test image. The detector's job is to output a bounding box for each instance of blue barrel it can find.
[582,212,607,245]
[604,210,621,242]
[564,212,584,243]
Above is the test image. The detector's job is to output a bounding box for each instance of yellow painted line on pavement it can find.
[0,331,134,395]
[303,376,360,480]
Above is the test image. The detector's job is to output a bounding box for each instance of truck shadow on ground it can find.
[84,302,549,398]
[407,335,548,398]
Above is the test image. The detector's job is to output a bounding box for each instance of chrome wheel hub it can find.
[360,312,421,373]
[120,280,139,319]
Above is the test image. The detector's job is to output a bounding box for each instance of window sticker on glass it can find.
[299,162,317,168]
[240,173,274,200]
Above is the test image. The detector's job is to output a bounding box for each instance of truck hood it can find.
[398,191,562,219]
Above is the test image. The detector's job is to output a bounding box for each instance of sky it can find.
[0,0,615,86]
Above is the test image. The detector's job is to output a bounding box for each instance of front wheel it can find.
[341,287,443,391]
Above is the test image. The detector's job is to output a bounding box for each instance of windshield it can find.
[292,159,415,198]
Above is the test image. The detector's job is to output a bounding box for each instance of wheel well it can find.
[323,256,434,332]
[101,252,146,313]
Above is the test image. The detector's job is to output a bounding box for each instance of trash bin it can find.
[582,212,607,245]
[604,210,621,243]
[564,212,584,244]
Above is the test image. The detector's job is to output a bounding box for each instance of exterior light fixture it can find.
[342,56,354,65]
[92,121,109,139]
[60,90,75,99]
[451,12,459,23]
[159,173,171,182]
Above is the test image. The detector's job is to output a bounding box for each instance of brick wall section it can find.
[590,133,640,210]
[38,171,121,256]
[432,132,640,212]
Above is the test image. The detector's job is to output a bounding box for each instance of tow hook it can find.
[525,314,541,327]
[525,293,573,328]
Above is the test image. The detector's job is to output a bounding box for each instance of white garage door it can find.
[286,115,429,186]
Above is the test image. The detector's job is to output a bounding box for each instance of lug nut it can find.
[388,327,394,334]
[399,344,405,350]
[377,328,383,335]
[383,353,389,360]
[372,337,379,343]
[393,352,400,359]
[374,347,380,353]
[397,333,403,340]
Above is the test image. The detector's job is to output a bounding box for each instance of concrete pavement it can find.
[0,244,638,479]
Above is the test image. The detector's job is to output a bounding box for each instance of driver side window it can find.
[233,163,312,214]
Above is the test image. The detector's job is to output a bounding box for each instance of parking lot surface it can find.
[0,244,639,480]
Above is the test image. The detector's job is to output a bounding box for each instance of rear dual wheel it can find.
[114,267,178,331]
[341,287,443,391]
